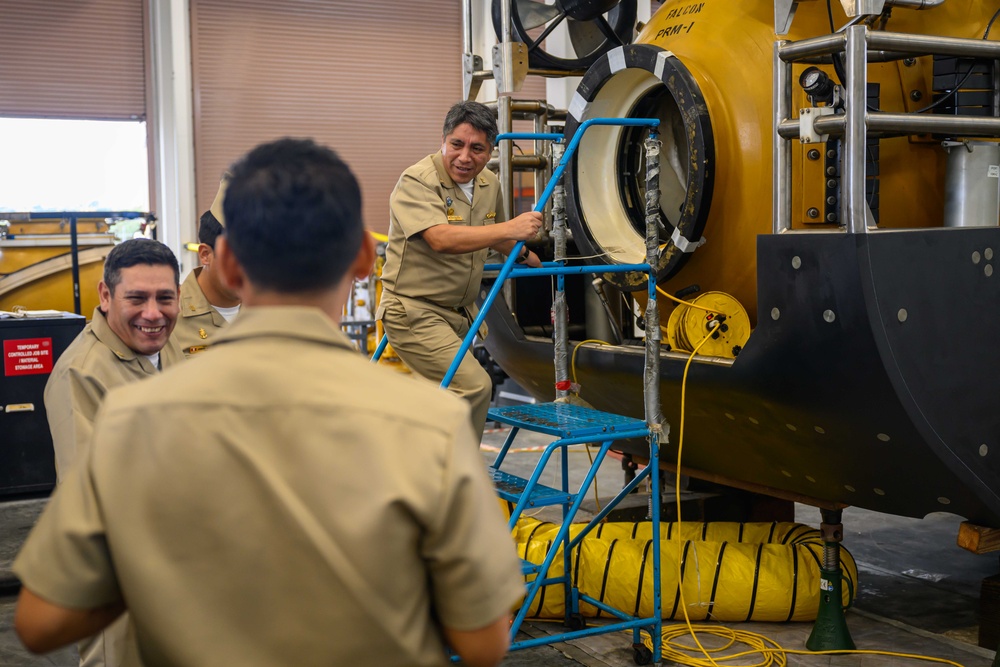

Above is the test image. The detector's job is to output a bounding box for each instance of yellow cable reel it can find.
[665,291,750,359]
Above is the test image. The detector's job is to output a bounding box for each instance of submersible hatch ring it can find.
[564,44,715,290]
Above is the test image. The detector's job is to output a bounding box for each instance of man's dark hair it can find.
[198,210,224,248]
[442,101,498,146]
[223,138,364,292]
[103,239,180,293]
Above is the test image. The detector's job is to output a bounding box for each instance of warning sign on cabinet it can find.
[3,338,54,376]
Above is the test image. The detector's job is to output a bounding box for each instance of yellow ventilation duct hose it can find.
[511,517,857,622]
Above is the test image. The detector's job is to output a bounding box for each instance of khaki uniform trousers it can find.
[380,296,491,442]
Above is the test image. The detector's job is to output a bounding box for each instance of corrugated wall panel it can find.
[191,1,554,235]
[191,1,467,235]
[0,0,146,120]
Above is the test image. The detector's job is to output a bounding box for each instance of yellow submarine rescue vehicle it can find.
[484,0,1000,529]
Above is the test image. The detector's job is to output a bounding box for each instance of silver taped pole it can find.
[551,141,570,400]
[643,132,665,427]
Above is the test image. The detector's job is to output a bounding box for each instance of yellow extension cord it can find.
[561,287,725,521]
[563,283,719,507]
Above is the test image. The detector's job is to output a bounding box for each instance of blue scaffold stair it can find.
[489,402,649,438]
[487,403,653,580]
[486,403,649,509]
[488,467,572,507]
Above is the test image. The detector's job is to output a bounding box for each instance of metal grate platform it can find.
[488,402,649,438]
[488,467,572,507]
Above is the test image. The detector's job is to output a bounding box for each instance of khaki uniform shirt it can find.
[15,306,525,667]
[172,268,230,357]
[379,153,507,312]
[43,307,183,478]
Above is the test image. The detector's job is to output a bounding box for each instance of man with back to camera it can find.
[42,237,183,667]
[171,176,242,357]
[13,138,526,667]
[377,100,544,442]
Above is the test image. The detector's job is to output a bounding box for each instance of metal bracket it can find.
[492,42,528,94]
[463,52,485,102]
[799,106,837,144]
[839,0,887,17]
[774,0,821,35]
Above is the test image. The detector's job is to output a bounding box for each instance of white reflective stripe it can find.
[654,50,672,80]
[568,92,589,122]
[607,46,626,73]
[671,227,706,253]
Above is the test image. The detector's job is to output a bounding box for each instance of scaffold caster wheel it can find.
[566,613,586,631]
[632,643,652,665]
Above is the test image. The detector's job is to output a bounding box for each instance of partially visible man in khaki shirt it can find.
[41,237,183,667]
[172,176,241,357]
[15,138,524,667]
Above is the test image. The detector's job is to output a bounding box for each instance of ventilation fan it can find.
[491,0,638,71]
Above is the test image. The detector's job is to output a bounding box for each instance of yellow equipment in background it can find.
[0,215,129,316]
[349,231,409,370]
[665,291,750,359]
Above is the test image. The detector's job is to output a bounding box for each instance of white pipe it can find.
[147,0,196,276]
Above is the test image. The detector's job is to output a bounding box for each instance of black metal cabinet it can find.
[1,314,85,497]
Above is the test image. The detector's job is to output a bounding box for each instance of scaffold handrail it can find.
[437,117,660,388]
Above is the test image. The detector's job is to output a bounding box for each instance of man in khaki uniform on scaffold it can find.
[172,176,241,357]
[42,237,183,667]
[14,138,525,667]
[378,101,543,440]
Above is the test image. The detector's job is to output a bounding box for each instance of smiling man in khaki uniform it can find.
[14,138,525,667]
[45,238,184,478]
[172,176,241,357]
[378,101,543,441]
[41,237,183,667]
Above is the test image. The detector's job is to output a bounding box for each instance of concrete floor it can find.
[1,423,998,666]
